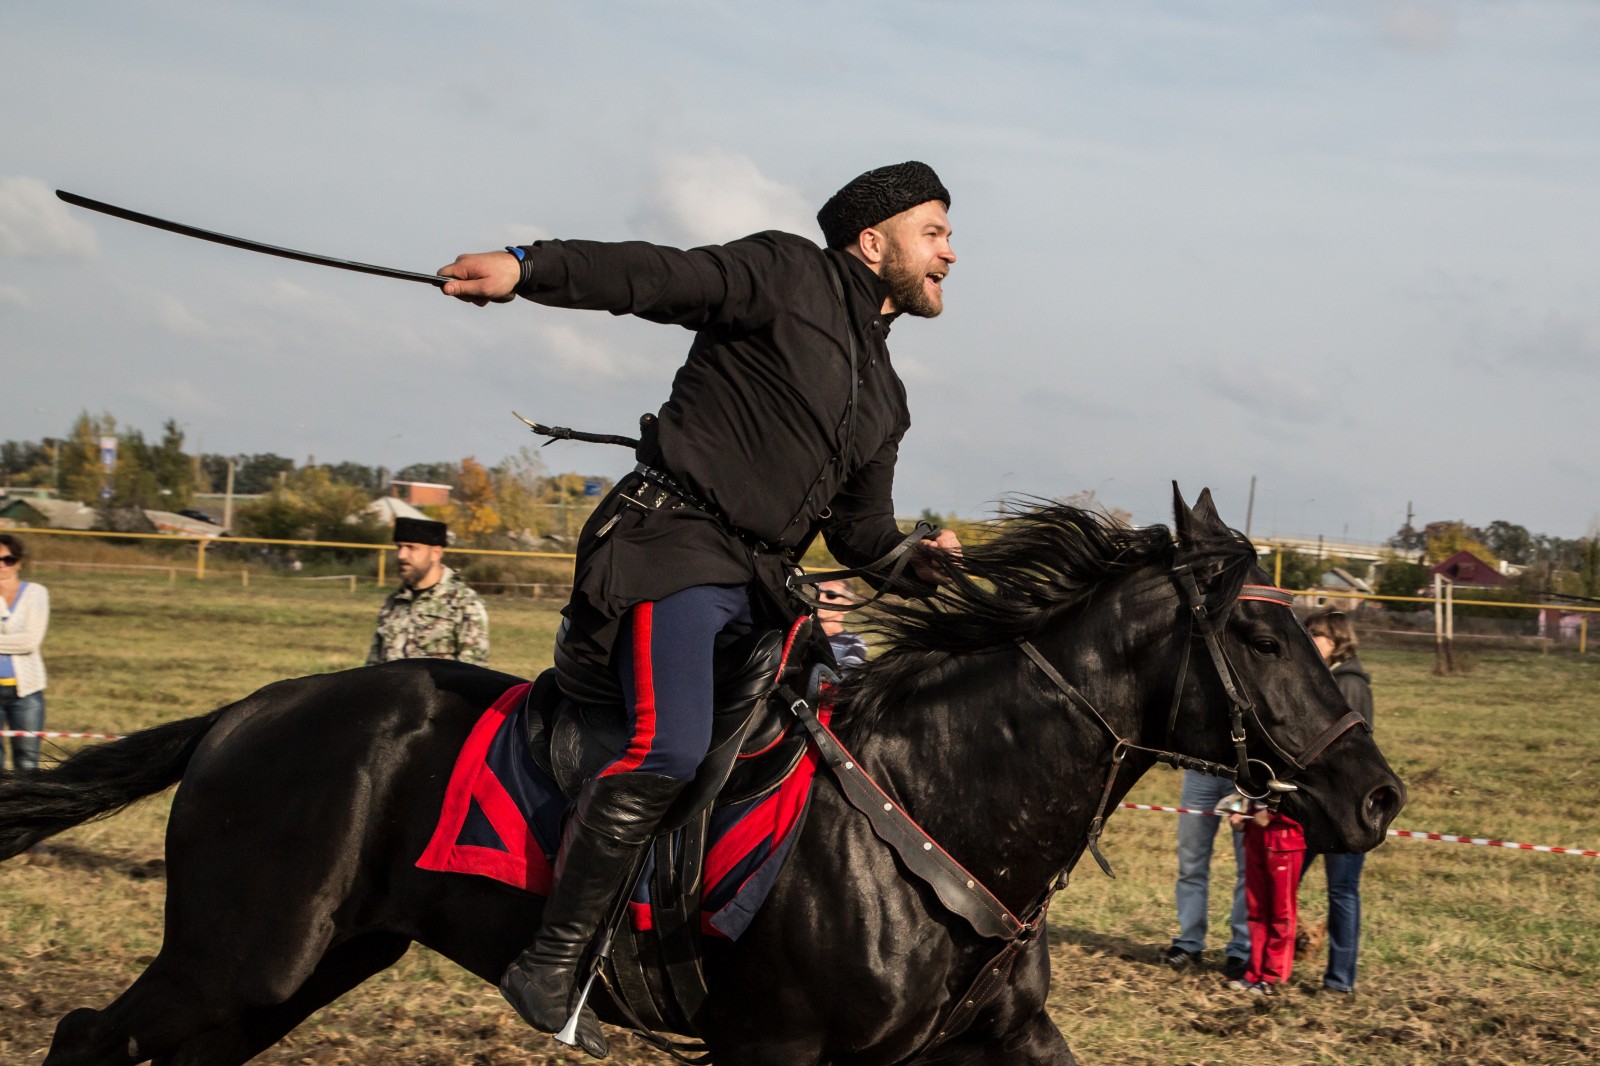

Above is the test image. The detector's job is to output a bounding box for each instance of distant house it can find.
[0,495,99,530]
[142,509,227,539]
[1304,566,1374,611]
[389,480,452,507]
[1431,550,1508,588]
[365,495,430,527]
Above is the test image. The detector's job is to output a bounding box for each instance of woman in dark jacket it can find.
[1303,609,1372,992]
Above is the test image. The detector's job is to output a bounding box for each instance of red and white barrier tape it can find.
[2,728,124,740]
[1120,803,1600,859]
[4,733,1595,857]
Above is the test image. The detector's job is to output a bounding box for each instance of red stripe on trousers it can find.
[601,601,658,777]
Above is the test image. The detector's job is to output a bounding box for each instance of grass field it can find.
[2,571,1598,1065]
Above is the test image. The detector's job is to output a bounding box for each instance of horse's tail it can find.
[0,706,226,860]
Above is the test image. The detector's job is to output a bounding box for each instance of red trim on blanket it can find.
[415,682,554,895]
[701,703,832,936]
[602,601,657,777]
[629,901,654,932]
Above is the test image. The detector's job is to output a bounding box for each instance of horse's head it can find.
[1167,485,1405,852]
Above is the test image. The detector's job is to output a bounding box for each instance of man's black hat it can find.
[393,517,448,547]
[817,161,950,250]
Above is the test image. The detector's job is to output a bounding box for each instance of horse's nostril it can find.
[1364,784,1404,829]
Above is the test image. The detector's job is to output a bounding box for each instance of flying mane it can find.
[835,501,1257,725]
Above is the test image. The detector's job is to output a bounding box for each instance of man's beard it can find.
[881,240,943,319]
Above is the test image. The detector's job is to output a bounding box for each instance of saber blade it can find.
[55,190,449,288]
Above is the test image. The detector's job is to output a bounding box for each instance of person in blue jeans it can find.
[1302,608,1374,994]
[0,533,50,775]
[1166,769,1250,978]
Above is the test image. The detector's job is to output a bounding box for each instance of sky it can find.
[4,1,1599,542]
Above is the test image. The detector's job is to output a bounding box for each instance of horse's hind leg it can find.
[45,933,411,1066]
[152,932,412,1065]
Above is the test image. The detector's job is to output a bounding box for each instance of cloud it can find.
[629,151,815,246]
[0,176,100,258]
[1510,314,1600,376]
[1379,3,1456,52]
[127,376,227,419]
[1191,359,1325,426]
[0,284,29,308]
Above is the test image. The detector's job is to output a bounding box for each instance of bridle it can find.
[1017,562,1370,879]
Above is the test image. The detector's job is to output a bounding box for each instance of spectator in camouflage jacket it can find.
[366,517,489,665]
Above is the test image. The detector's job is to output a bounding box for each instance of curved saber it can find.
[55,190,449,288]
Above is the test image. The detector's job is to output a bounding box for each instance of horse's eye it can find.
[1251,638,1281,657]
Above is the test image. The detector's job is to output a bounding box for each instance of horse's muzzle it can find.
[1363,782,1405,836]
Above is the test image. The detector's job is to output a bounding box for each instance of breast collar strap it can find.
[1017,567,1365,880]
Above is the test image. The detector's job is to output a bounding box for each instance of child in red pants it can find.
[1223,797,1306,993]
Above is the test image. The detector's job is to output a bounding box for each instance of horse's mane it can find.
[834,500,1256,725]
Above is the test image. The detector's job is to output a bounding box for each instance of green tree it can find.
[1266,549,1324,591]
[395,461,459,487]
[1422,520,1495,566]
[235,467,384,544]
[1483,520,1534,566]
[148,419,197,510]
[1374,558,1432,612]
[110,428,162,509]
[59,411,117,505]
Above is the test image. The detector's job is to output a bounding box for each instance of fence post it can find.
[196,539,208,580]
[1582,616,1589,656]
[242,568,250,588]
[376,548,386,588]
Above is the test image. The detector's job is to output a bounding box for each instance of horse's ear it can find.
[1191,488,1225,534]
[1172,481,1195,546]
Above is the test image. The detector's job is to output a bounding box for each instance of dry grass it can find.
[2,575,1598,1064]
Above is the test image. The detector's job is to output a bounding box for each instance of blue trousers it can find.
[1172,770,1250,959]
[605,584,753,782]
[0,689,44,773]
[1305,851,1366,991]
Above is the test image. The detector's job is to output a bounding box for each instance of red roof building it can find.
[1431,550,1508,588]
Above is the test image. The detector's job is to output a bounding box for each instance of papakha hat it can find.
[817,161,950,250]
[393,517,448,547]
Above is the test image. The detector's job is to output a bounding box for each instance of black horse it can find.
[0,489,1402,1065]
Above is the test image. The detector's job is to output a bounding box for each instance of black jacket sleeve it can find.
[513,233,798,332]
[821,430,937,595]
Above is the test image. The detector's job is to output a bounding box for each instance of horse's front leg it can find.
[914,1011,1078,1066]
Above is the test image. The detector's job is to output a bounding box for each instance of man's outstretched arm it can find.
[435,236,798,330]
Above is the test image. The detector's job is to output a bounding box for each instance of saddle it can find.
[525,619,812,829]
[519,618,828,1049]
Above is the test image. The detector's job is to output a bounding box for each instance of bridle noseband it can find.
[1018,564,1369,879]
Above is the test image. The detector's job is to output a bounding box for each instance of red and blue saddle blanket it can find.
[417,682,824,940]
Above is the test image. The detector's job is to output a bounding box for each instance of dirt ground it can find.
[5,842,1596,1066]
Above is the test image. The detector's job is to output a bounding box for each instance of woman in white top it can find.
[0,533,49,773]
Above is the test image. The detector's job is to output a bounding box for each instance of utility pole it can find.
[223,459,237,531]
[1245,475,1256,539]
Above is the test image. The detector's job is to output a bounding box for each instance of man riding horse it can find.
[437,160,964,1050]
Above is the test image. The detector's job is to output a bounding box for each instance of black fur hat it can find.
[393,517,448,547]
[817,161,950,250]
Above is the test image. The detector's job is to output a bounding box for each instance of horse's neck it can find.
[840,639,1154,913]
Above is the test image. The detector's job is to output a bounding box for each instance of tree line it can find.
[1,413,612,547]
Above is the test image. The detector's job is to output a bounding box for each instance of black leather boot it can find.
[500,771,684,1058]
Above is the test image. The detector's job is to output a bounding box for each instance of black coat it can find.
[1331,657,1374,728]
[513,231,919,665]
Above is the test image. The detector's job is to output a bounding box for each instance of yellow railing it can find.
[6,526,575,585]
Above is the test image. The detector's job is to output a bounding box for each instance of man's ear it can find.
[854,225,889,268]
